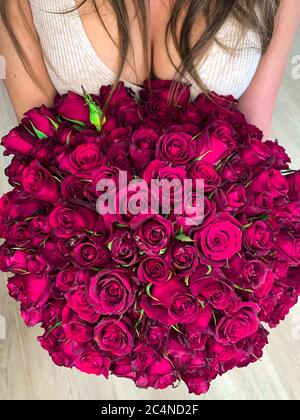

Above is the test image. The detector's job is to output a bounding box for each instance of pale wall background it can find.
[0,31,300,401]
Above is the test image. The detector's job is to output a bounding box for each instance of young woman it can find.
[0,0,299,138]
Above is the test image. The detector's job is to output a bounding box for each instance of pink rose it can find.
[65,286,100,324]
[20,160,59,202]
[130,215,174,255]
[190,267,239,312]
[62,307,93,343]
[137,256,171,285]
[244,221,273,256]
[216,302,260,344]
[22,106,57,138]
[94,317,134,357]
[1,126,36,157]
[196,121,236,164]
[75,345,110,377]
[130,129,157,174]
[156,132,196,165]
[57,143,105,178]
[194,213,242,262]
[141,278,201,325]
[188,160,221,192]
[88,269,135,315]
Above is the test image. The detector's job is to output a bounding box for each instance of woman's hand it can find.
[0,0,56,121]
[238,0,300,138]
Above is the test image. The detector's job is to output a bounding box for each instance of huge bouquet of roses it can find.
[1,80,300,395]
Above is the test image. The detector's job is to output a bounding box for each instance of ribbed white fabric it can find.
[29,0,262,99]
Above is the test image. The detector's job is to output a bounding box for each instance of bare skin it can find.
[1,0,300,136]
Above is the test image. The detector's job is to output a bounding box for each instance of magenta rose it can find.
[264,140,291,170]
[243,221,273,256]
[57,143,105,178]
[141,278,201,325]
[73,241,110,268]
[48,204,93,239]
[239,138,272,167]
[276,230,300,264]
[22,273,50,307]
[109,229,138,266]
[194,213,242,262]
[182,374,210,396]
[130,129,157,174]
[220,155,252,183]
[55,92,91,125]
[130,215,174,255]
[183,306,212,349]
[196,121,236,164]
[142,321,170,349]
[20,160,59,202]
[1,126,36,157]
[61,176,85,200]
[188,160,221,192]
[156,132,196,165]
[62,307,93,343]
[242,260,274,298]
[94,317,134,357]
[170,242,199,276]
[137,256,171,285]
[216,302,260,344]
[135,357,176,390]
[88,269,135,315]
[286,171,300,201]
[56,270,77,292]
[75,345,111,377]
[249,169,289,200]
[190,268,239,312]
[22,106,57,138]
[65,286,100,324]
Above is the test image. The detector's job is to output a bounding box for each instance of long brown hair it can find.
[0,0,280,94]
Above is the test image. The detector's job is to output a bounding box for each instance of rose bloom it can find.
[65,286,100,324]
[138,256,171,285]
[190,267,239,312]
[75,344,111,377]
[94,317,134,357]
[141,278,201,325]
[196,121,236,165]
[194,213,242,262]
[216,302,260,344]
[110,229,138,267]
[20,160,59,202]
[156,132,196,165]
[57,143,105,178]
[88,269,135,315]
[130,129,158,174]
[130,215,174,255]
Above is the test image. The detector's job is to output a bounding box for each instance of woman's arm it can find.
[238,0,300,138]
[0,0,56,121]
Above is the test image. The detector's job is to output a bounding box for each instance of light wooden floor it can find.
[1,33,300,400]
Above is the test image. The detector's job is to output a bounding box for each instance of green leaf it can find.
[46,116,59,130]
[171,325,181,333]
[184,276,190,286]
[64,117,86,127]
[30,122,48,140]
[194,150,212,162]
[47,321,62,335]
[206,265,213,275]
[107,241,113,251]
[233,284,254,294]
[159,248,167,255]
[175,234,194,243]
[146,283,158,301]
